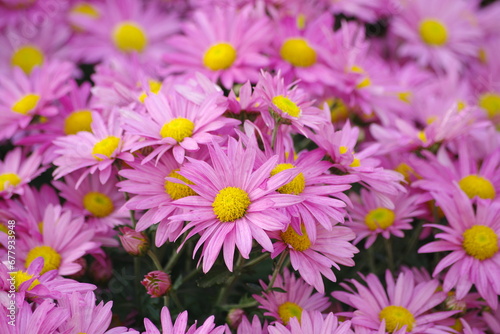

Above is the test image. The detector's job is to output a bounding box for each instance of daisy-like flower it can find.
[122,91,237,164]
[0,0,69,29]
[57,291,135,334]
[391,0,483,73]
[236,315,268,334]
[163,5,271,89]
[53,110,135,188]
[69,0,179,66]
[253,269,330,325]
[117,154,195,247]
[332,270,459,334]
[268,218,358,293]
[268,310,354,334]
[170,138,303,272]
[53,171,128,233]
[419,188,500,309]
[142,306,226,334]
[348,189,426,248]
[412,145,500,202]
[18,205,99,276]
[0,62,73,141]
[0,148,45,199]
[254,71,327,136]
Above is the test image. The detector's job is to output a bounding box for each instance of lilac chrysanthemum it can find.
[268,310,354,334]
[143,307,226,334]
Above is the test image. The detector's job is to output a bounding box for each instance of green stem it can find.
[271,122,280,150]
[148,250,163,272]
[384,238,394,273]
[367,245,376,274]
[266,252,287,292]
[215,255,245,307]
[242,253,269,268]
[164,233,188,272]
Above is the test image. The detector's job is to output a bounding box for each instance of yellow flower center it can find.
[280,38,317,67]
[12,94,40,115]
[395,163,419,184]
[212,187,250,222]
[280,225,311,251]
[417,131,427,143]
[202,43,237,71]
[450,319,464,332]
[365,208,395,231]
[328,98,349,123]
[462,225,498,260]
[112,22,148,53]
[398,92,412,103]
[351,66,371,88]
[379,305,416,333]
[458,175,496,200]
[25,246,62,275]
[419,19,448,46]
[164,169,197,200]
[270,163,305,195]
[92,136,120,160]
[83,191,114,217]
[64,110,93,135]
[0,224,8,234]
[278,302,303,325]
[479,93,500,118]
[11,45,44,74]
[0,173,21,192]
[10,271,40,291]
[138,79,162,103]
[159,117,194,142]
[350,158,361,167]
[272,96,301,118]
[296,14,306,30]
[71,3,99,18]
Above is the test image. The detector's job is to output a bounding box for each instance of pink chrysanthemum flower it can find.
[236,315,268,334]
[0,148,45,199]
[163,6,271,89]
[170,138,302,272]
[391,0,482,73]
[332,270,459,334]
[419,189,500,309]
[268,219,358,293]
[0,0,69,29]
[122,91,237,164]
[70,0,178,66]
[117,154,194,247]
[412,145,500,202]
[253,269,330,325]
[0,62,73,141]
[268,310,354,334]
[143,306,226,334]
[328,0,388,22]
[57,291,134,334]
[18,205,99,276]
[348,189,426,248]
[53,110,135,187]
[254,71,327,136]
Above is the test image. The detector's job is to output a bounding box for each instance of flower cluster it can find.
[2,0,500,333]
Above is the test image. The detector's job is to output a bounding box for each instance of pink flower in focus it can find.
[118,226,150,256]
[268,310,354,334]
[0,148,45,199]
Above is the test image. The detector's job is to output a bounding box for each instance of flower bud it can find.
[227,308,245,329]
[141,271,172,298]
[89,254,113,285]
[118,226,150,256]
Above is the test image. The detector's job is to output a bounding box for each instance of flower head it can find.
[141,271,172,298]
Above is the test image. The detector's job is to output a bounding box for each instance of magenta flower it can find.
[119,226,150,256]
[170,138,302,272]
[268,310,354,334]
[0,148,45,199]
[419,188,500,309]
[332,270,459,334]
[141,271,172,298]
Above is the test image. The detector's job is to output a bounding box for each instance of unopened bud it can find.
[89,254,112,285]
[141,271,172,298]
[227,308,245,329]
[118,226,150,256]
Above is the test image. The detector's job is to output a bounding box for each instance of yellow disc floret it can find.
[462,225,498,260]
[0,173,21,192]
[10,271,40,291]
[160,117,195,142]
[351,66,371,88]
[365,208,395,231]
[64,110,93,135]
[83,191,114,217]
[280,225,311,251]
[164,169,197,200]
[419,19,448,46]
[11,45,44,74]
[212,187,250,222]
[379,305,416,333]
[479,93,500,118]
[280,38,317,67]
[71,3,99,18]
[12,94,40,115]
[112,22,148,53]
[203,43,237,71]
[270,163,305,195]
[272,96,301,118]
[25,246,62,275]
[458,175,496,200]
[278,302,303,325]
[92,136,120,160]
